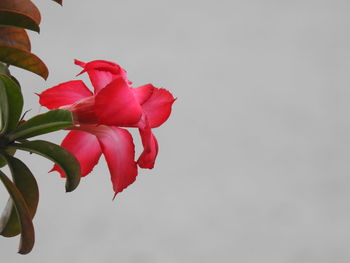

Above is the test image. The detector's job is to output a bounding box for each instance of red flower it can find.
[39,60,175,197]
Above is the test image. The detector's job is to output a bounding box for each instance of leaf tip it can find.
[33,26,41,34]
[18,248,31,255]
[54,0,63,6]
[65,178,80,193]
[42,71,49,81]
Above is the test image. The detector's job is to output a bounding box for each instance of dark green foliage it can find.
[0,62,81,254]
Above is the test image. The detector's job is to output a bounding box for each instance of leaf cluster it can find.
[0,0,63,79]
[0,71,81,254]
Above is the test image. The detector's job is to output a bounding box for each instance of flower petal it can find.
[68,96,98,124]
[51,130,102,177]
[75,59,130,93]
[95,77,142,126]
[38,80,93,110]
[74,59,86,67]
[139,86,176,128]
[137,115,159,169]
[86,126,138,197]
[133,84,154,104]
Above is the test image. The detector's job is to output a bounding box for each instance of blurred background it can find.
[2,0,350,262]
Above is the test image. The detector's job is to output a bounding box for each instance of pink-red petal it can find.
[50,130,102,178]
[38,80,93,110]
[137,116,159,169]
[133,84,154,104]
[140,86,176,128]
[95,77,142,126]
[86,125,138,197]
[74,59,86,68]
[68,96,98,124]
[75,59,130,93]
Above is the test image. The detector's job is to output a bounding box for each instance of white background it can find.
[2,0,350,262]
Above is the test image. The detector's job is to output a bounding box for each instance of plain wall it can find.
[1,0,350,262]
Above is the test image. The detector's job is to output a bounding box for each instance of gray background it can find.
[1,0,350,262]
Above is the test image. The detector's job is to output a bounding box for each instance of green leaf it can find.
[10,140,81,192]
[0,27,48,79]
[0,0,41,32]
[0,62,10,75]
[0,170,34,254]
[0,148,16,168]
[0,155,39,237]
[0,73,23,134]
[8,109,74,141]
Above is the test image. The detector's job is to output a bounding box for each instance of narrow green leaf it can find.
[0,73,23,134]
[0,0,41,32]
[11,140,81,192]
[0,62,10,75]
[0,170,34,254]
[0,155,39,237]
[8,109,74,141]
[0,80,8,133]
[0,155,6,167]
[0,148,16,168]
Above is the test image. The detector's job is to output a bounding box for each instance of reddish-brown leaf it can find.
[52,0,63,5]
[0,171,35,254]
[0,26,30,51]
[0,27,48,79]
[0,0,41,32]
